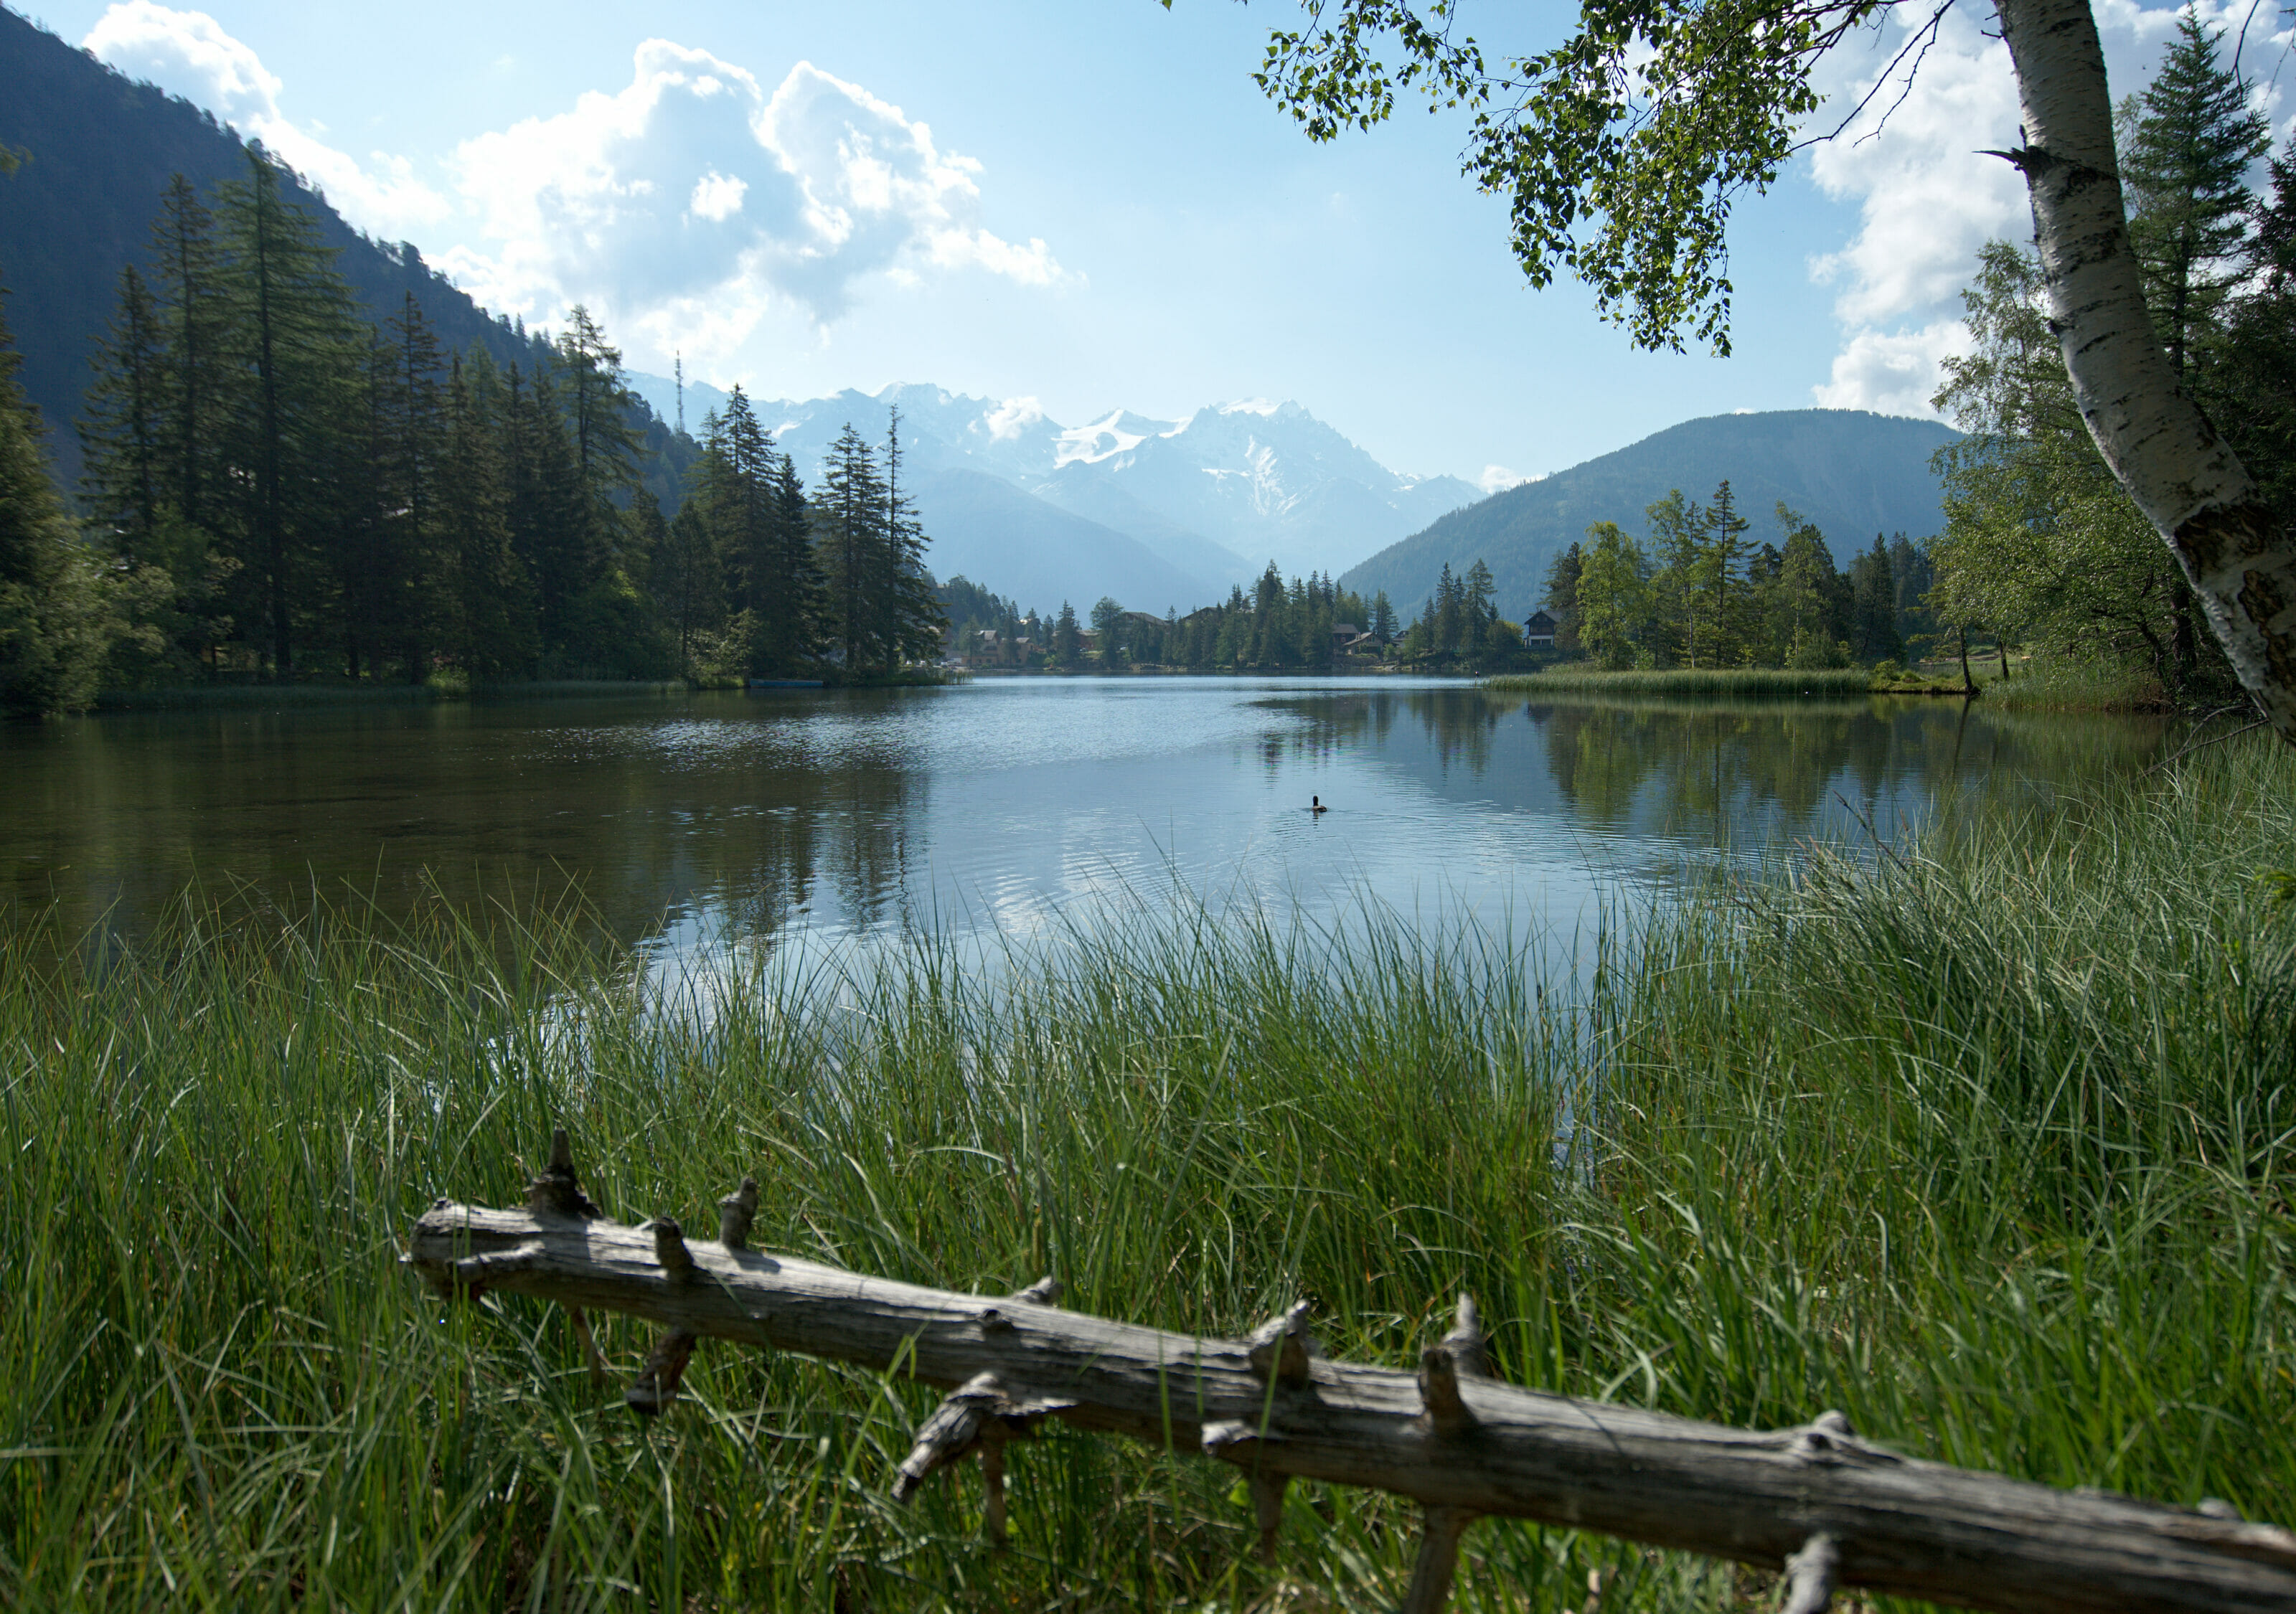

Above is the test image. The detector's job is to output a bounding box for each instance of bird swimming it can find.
[1311,795,1327,814]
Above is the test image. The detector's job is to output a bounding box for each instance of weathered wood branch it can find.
[403,1141,2296,1614]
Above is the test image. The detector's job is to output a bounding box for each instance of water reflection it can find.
[1,680,2174,961]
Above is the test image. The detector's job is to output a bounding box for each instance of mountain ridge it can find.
[1340,409,1960,618]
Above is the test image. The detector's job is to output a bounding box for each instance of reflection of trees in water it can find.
[1,700,933,946]
[1267,689,1495,773]
[1528,696,2170,841]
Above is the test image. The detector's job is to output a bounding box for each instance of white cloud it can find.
[1478,465,1533,493]
[83,1,450,237]
[443,44,1068,357]
[983,397,1045,440]
[1799,0,2292,417]
[1812,320,1972,415]
[83,9,1064,369]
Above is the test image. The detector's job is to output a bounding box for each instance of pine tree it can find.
[1,281,106,717]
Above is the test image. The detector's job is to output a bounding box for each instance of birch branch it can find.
[401,1136,2296,1614]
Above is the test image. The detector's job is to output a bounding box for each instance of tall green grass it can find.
[1487,666,1881,697]
[1981,660,2173,712]
[2,740,2291,1610]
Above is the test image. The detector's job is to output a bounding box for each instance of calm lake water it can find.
[2,677,2173,963]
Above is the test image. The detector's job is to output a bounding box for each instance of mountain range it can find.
[625,373,1483,615]
[6,5,1959,632]
[1340,410,1960,619]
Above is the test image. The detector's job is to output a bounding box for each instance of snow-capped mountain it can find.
[624,375,1481,612]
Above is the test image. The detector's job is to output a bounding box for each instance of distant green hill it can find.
[1340,410,1959,618]
[0,5,689,502]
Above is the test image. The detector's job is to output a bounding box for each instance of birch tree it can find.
[1245,0,2296,740]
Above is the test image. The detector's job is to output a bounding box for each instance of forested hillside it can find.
[1343,410,1956,617]
[0,5,689,502]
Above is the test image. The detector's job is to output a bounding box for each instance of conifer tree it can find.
[212,148,362,674]
[437,351,534,677]
[2123,10,2269,382]
[819,423,888,669]
[2121,10,2268,678]
[880,407,946,669]
[501,363,588,662]
[80,265,168,554]
[149,174,228,536]
[1690,479,1750,666]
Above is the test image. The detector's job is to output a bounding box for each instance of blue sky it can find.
[25,0,2285,485]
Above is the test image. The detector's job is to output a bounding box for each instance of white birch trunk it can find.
[1995,0,2296,740]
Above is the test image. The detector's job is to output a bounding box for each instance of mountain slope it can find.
[1341,410,1959,617]
[911,468,1209,617]
[0,6,593,489]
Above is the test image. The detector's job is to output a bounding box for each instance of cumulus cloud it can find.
[1812,320,1973,415]
[1478,465,1534,493]
[1799,0,2289,417]
[83,1,451,237]
[83,7,1065,367]
[443,44,1065,351]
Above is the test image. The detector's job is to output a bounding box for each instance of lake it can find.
[1,677,2173,963]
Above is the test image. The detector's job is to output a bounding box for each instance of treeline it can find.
[1537,480,1932,671]
[1,149,944,716]
[952,566,1389,671]
[1929,11,2296,700]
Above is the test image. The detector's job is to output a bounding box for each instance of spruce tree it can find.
[2122,12,2270,680]
[2123,11,2269,382]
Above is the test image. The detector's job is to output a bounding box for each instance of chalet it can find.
[1525,608,1559,648]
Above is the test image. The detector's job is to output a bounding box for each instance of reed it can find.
[1,737,2290,1611]
[1486,666,1881,697]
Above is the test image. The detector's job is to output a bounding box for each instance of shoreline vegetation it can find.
[1487,656,2188,712]
[4,737,2288,1608]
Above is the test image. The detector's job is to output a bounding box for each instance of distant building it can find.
[1525,608,1559,648]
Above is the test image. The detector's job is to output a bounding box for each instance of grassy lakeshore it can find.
[3,742,2292,1611]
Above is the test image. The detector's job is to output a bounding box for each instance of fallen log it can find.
[402,1131,2296,1614]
